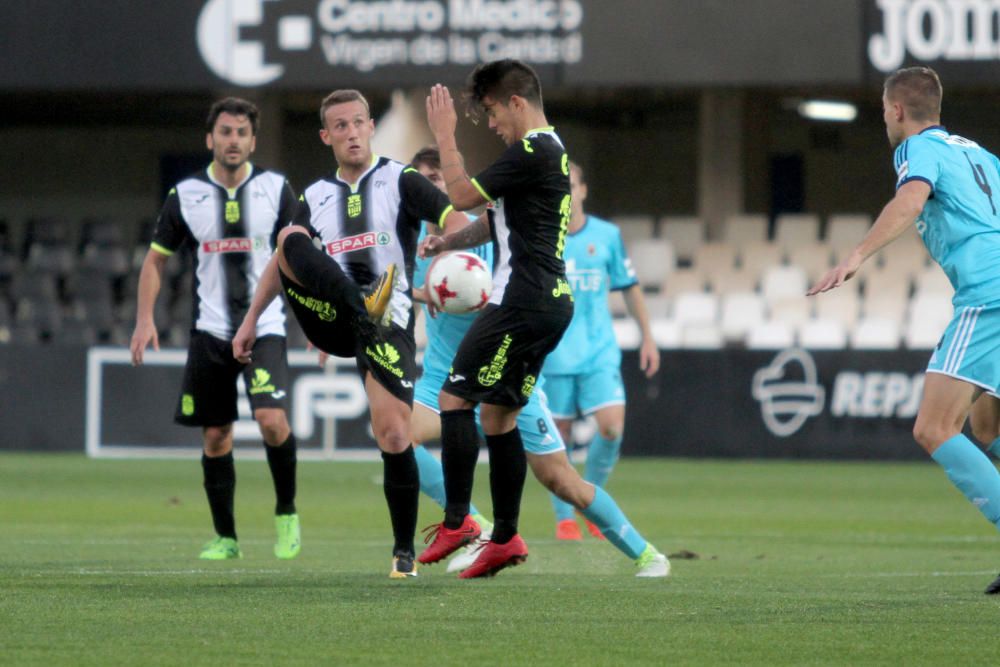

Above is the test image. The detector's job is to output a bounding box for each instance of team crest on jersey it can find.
[225,200,240,223]
[326,231,391,255]
[347,193,363,218]
[587,244,596,256]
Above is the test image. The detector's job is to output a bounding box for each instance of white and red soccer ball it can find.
[426,251,492,314]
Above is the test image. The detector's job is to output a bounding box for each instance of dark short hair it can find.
[319,89,370,126]
[411,146,441,171]
[464,59,543,120]
[206,97,259,134]
[884,67,942,122]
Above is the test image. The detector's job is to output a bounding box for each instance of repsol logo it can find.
[869,0,1000,72]
[830,371,923,418]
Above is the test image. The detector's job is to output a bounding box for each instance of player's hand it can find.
[807,250,863,296]
[424,284,440,319]
[306,341,329,368]
[639,337,660,378]
[426,84,457,139]
[419,234,447,259]
[129,320,159,366]
[232,319,256,364]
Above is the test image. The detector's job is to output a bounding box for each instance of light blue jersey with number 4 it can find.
[895,126,1000,307]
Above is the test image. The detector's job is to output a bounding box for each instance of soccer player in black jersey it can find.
[233,90,470,578]
[417,60,575,577]
[130,98,301,561]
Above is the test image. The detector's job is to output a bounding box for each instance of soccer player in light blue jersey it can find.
[809,67,1000,595]
[543,161,660,541]
[408,147,668,577]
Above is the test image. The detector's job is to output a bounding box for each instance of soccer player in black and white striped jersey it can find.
[130,98,301,562]
[233,90,471,578]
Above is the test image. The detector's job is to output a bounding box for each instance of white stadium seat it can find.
[851,316,901,349]
[612,216,656,246]
[629,239,676,288]
[746,320,795,349]
[662,268,706,297]
[659,216,704,265]
[760,265,808,303]
[786,243,833,282]
[692,242,738,274]
[707,267,755,295]
[650,318,682,348]
[673,291,719,326]
[681,323,725,349]
[774,213,821,249]
[913,266,953,298]
[825,214,871,249]
[642,293,671,319]
[739,241,784,281]
[905,293,952,349]
[798,318,848,349]
[613,319,641,349]
[721,214,769,245]
[720,291,766,342]
[813,287,861,329]
[769,298,813,328]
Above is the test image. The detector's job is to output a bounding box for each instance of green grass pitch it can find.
[3,453,1000,665]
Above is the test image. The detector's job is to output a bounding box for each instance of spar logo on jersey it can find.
[202,237,268,254]
[751,349,825,437]
[326,231,391,255]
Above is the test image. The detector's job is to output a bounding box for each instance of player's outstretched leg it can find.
[411,445,494,572]
[419,409,483,564]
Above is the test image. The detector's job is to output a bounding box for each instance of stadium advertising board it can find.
[1,0,863,90]
[865,0,1000,83]
[621,348,930,461]
[2,344,939,461]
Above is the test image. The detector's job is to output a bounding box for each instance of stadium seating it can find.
[721,214,768,244]
[659,216,704,265]
[774,213,821,249]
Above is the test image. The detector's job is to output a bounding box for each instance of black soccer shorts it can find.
[175,330,289,427]
[443,304,572,407]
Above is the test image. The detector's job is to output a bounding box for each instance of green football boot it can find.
[199,536,242,560]
[274,514,301,560]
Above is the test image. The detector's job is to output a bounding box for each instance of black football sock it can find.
[265,433,297,515]
[382,446,419,556]
[202,452,237,540]
[485,428,527,545]
[440,409,480,529]
[281,232,367,319]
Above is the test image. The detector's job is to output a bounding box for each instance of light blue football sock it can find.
[584,433,622,488]
[931,434,1000,527]
[988,437,1000,460]
[413,445,484,519]
[549,492,576,522]
[580,486,648,560]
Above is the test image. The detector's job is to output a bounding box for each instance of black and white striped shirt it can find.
[151,163,296,340]
[294,155,453,329]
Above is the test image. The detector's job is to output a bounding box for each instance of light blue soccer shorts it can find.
[926,303,1000,395]
[414,360,564,455]
[544,367,626,420]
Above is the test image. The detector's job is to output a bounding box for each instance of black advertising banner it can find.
[0,0,862,92]
[1,344,940,460]
[621,348,929,461]
[864,0,1000,84]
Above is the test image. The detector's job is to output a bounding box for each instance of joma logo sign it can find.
[869,0,1000,72]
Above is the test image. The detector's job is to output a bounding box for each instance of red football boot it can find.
[458,534,529,579]
[417,514,481,564]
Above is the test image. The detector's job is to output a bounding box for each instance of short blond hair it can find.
[319,90,370,127]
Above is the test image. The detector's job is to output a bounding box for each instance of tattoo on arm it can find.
[445,218,490,250]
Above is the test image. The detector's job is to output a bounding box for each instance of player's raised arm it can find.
[808,179,930,295]
[426,84,487,211]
